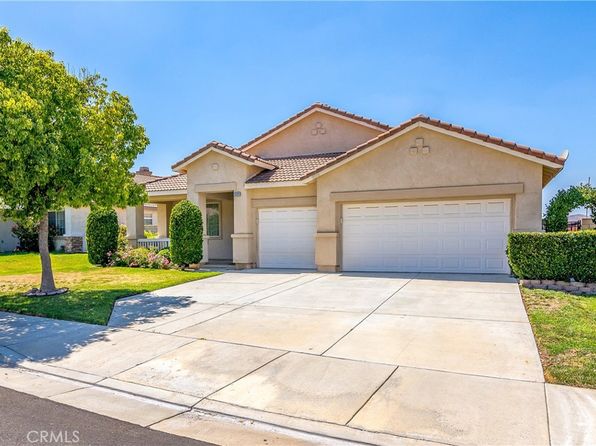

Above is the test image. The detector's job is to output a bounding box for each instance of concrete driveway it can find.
[1,271,594,446]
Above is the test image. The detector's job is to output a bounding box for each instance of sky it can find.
[2,2,595,209]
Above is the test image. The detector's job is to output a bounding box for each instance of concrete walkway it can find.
[1,270,594,445]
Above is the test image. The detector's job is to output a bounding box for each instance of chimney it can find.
[136,166,152,176]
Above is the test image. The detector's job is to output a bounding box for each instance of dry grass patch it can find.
[521,287,595,388]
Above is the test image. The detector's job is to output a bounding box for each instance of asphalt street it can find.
[0,386,215,446]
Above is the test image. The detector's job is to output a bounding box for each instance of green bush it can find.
[11,220,56,252]
[158,248,171,261]
[507,231,596,283]
[169,200,203,266]
[107,247,171,269]
[86,208,119,266]
[117,224,128,251]
[543,184,596,232]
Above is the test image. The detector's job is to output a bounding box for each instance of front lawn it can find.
[0,252,219,325]
[521,287,595,388]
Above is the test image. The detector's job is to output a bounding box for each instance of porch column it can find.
[125,205,144,247]
[156,203,170,238]
[315,192,340,272]
[232,188,255,268]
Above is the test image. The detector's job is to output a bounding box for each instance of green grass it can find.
[0,253,219,325]
[521,287,595,388]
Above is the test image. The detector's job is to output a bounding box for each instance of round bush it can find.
[169,200,203,266]
[86,208,119,265]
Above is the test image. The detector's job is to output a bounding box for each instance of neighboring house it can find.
[50,167,162,252]
[568,213,595,231]
[142,103,567,273]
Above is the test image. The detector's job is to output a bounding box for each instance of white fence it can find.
[137,238,170,250]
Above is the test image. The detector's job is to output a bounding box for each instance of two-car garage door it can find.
[342,199,510,274]
[257,199,510,273]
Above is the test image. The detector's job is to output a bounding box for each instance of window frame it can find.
[143,214,154,226]
[206,201,222,239]
[48,210,66,236]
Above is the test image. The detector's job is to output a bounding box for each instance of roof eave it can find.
[172,145,275,172]
[244,180,310,189]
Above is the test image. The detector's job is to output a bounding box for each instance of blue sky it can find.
[2,2,595,208]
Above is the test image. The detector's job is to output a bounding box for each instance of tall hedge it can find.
[86,208,119,265]
[507,231,596,283]
[169,200,203,266]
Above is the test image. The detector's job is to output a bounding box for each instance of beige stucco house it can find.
[144,103,567,273]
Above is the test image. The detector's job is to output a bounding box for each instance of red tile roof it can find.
[246,152,345,184]
[172,141,275,171]
[239,103,392,151]
[145,174,187,192]
[167,106,566,188]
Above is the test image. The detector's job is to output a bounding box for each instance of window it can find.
[206,202,221,237]
[48,210,65,236]
[144,214,153,226]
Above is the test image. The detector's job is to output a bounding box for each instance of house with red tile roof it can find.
[144,103,566,273]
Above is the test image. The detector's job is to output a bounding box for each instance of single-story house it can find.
[134,103,567,273]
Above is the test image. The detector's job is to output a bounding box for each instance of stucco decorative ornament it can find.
[311,121,327,136]
[211,162,219,171]
[409,137,430,155]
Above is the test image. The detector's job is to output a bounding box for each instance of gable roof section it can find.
[239,103,392,152]
[300,115,566,183]
[145,174,187,193]
[172,141,276,172]
[246,152,345,184]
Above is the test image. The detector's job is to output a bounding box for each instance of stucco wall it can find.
[316,128,543,232]
[184,151,262,264]
[0,218,17,252]
[244,111,382,158]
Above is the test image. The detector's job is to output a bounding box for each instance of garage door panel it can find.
[342,199,510,274]
[259,208,316,269]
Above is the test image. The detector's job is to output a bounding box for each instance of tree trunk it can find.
[38,213,57,293]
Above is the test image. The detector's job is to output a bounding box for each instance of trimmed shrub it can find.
[169,200,203,266]
[117,224,128,251]
[87,208,119,265]
[507,231,596,283]
[12,220,56,252]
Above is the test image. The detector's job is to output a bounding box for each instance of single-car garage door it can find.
[258,207,317,269]
[342,199,510,273]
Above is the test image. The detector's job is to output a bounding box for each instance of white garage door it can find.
[258,207,317,269]
[342,199,510,273]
